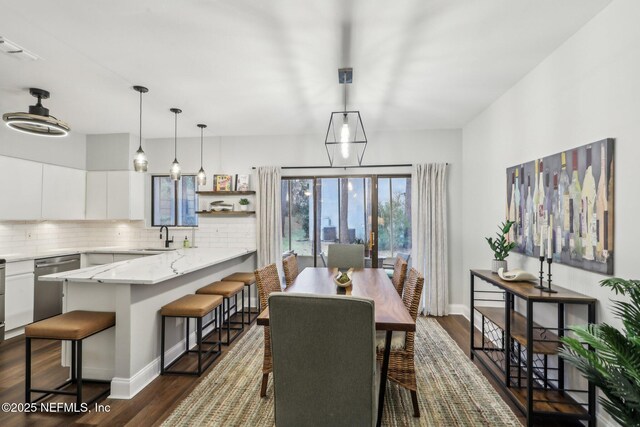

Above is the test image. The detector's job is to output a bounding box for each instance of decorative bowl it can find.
[334,271,352,288]
[212,206,224,212]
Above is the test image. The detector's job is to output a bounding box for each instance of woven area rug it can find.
[162,317,521,426]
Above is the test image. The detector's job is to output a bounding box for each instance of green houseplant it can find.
[559,278,640,427]
[239,198,250,211]
[485,220,516,273]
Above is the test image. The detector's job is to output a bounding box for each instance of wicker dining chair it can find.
[282,254,299,288]
[254,263,282,397]
[391,256,408,297]
[376,267,424,417]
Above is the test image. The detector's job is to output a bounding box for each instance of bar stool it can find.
[160,294,223,376]
[196,281,245,345]
[25,310,115,407]
[222,272,258,324]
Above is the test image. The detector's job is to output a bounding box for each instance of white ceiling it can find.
[0,0,611,138]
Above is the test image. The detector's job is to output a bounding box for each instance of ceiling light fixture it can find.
[170,108,182,181]
[324,68,367,166]
[132,85,149,172]
[196,124,207,186]
[3,88,70,137]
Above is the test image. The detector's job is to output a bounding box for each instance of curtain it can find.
[255,166,283,272]
[411,163,449,316]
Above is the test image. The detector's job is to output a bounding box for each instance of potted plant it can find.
[238,198,250,211]
[559,277,640,426]
[485,220,516,273]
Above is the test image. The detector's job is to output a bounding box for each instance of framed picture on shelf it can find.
[214,174,233,191]
[235,174,250,191]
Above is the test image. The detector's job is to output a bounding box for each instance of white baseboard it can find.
[448,304,470,320]
[5,327,25,340]
[109,322,218,399]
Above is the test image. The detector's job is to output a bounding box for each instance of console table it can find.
[469,269,596,427]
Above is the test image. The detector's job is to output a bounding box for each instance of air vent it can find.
[0,36,39,61]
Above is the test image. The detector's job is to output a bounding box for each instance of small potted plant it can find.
[485,220,516,273]
[238,198,250,211]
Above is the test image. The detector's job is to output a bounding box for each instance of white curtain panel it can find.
[255,166,283,272]
[411,163,449,316]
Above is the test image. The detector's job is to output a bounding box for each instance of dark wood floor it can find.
[0,314,581,426]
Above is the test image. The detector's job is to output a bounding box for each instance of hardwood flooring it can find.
[0,314,582,426]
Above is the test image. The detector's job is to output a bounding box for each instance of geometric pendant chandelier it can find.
[325,67,367,167]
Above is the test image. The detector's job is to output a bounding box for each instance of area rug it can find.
[162,317,521,426]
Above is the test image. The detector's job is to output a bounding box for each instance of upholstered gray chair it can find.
[327,243,365,269]
[269,293,377,427]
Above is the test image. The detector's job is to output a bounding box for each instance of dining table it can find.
[257,267,416,427]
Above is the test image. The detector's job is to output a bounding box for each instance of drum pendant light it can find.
[196,124,207,186]
[169,108,182,181]
[3,88,70,137]
[132,86,149,172]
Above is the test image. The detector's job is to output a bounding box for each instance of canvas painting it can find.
[214,174,233,191]
[506,138,614,275]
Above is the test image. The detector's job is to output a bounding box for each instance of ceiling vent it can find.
[0,36,39,61]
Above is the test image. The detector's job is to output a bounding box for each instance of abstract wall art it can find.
[506,138,614,275]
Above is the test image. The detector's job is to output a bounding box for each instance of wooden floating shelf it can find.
[196,191,256,195]
[475,306,560,355]
[196,211,255,216]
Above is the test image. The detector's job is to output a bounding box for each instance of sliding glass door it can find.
[281,174,410,268]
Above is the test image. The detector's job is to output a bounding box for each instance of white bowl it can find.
[334,272,352,288]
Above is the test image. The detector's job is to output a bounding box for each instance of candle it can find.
[540,234,545,258]
[547,217,553,259]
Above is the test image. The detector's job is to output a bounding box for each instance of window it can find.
[152,175,198,227]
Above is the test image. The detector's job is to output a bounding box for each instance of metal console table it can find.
[470,269,596,427]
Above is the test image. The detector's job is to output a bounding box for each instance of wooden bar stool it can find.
[160,294,223,376]
[25,310,115,407]
[197,281,245,345]
[222,272,258,324]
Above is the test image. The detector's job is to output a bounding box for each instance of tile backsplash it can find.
[0,217,256,256]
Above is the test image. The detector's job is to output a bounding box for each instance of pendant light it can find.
[170,108,182,181]
[132,86,149,172]
[324,68,368,167]
[196,124,207,186]
[3,88,70,137]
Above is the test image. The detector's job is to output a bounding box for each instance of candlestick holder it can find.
[545,257,558,293]
[535,255,546,290]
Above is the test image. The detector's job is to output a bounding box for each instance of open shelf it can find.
[196,210,255,216]
[196,191,255,196]
[476,306,560,355]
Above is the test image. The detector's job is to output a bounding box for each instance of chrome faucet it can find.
[159,226,173,248]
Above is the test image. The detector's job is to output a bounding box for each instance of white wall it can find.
[144,128,465,307]
[462,1,638,424]
[86,133,133,170]
[0,121,87,169]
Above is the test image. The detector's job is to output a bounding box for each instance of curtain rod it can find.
[251,163,448,170]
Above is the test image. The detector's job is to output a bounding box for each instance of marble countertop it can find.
[0,246,177,262]
[39,247,255,285]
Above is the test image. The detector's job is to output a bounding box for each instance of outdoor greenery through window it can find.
[152,175,198,227]
[281,175,411,267]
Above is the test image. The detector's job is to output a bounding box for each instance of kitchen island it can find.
[40,247,256,399]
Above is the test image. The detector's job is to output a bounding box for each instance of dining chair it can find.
[383,252,410,278]
[391,256,408,297]
[254,263,282,397]
[327,243,365,269]
[269,293,377,427]
[282,254,299,288]
[376,267,424,417]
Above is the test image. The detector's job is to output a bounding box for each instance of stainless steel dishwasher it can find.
[34,255,81,322]
[0,259,5,341]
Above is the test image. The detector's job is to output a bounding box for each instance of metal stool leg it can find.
[76,340,83,407]
[25,337,31,403]
[161,316,166,374]
[197,317,203,375]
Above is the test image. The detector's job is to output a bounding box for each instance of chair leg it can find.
[25,337,31,403]
[76,340,83,407]
[410,390,420,417]
[260,373,269,397]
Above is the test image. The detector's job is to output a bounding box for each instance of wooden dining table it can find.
[257,267,416,427]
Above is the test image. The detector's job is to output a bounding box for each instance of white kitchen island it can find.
[40,247,256,399]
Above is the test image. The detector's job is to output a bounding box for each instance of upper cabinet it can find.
[87,171,144,220]
[0,156,43,220]
[42,164,86,220]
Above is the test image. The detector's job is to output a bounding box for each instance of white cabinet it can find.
[86,171,108,219]
[42,164,86,220]
[86,171,144,220]
[5,260,35,331]
[0,156,43,220]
